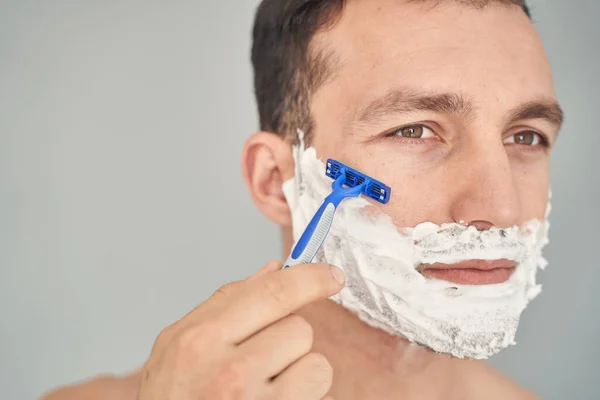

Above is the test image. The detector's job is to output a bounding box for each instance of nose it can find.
[448,143,521,229]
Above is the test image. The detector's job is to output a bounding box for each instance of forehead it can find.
[310,0,555,126]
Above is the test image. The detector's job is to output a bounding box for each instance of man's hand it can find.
[137,260,346,400]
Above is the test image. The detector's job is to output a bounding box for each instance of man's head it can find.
[243,0,562,244]
[251,0,533,143]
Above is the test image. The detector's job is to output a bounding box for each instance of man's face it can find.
[308,1,561,230]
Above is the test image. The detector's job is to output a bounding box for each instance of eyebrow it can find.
[356,88,476,124]
[355,87,564,129]
[505,100,564,128]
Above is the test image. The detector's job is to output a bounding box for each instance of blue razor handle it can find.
[283,171,365,269]
[283,159,391,269]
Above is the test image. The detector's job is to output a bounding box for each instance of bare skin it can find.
[42,274,537,400]
[42,265,537,400]
[42,1,560,399]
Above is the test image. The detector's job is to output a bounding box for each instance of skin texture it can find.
[42,1,560,399]
[44,261,344,400]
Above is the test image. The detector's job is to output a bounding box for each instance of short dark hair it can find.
[251,0,531,143]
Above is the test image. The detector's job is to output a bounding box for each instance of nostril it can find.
[466,220,494,231]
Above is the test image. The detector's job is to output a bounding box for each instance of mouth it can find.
[419,259,517,285]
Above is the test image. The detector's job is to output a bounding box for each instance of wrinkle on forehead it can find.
[308,0,554,140]
[324,0,544,69]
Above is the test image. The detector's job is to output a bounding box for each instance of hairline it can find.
[297,0,531,143]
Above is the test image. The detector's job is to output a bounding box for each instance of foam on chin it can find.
[282,134,550,359]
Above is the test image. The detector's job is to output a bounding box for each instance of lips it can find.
[419,259,517,285]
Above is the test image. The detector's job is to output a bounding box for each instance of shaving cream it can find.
[282,131,550,359]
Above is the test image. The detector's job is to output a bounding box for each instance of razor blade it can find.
[326,159,391,204]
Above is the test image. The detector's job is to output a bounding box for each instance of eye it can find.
[391,125,435,139]
[503,131,547,146]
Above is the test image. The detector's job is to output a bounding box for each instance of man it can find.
[44,0,563,398]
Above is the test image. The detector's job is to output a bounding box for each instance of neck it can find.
[282,227,474,399]
[296,299,469,399]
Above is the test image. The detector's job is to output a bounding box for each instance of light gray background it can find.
[1,1,598,399]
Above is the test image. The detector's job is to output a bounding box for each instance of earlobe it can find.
[241,132,295,227]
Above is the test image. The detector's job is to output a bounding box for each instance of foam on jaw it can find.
[282,132,550,359]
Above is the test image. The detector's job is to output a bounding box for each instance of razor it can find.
[283,159,391,269]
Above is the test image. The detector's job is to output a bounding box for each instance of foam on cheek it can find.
[282,135,550,359]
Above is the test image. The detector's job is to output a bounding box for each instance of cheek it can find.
[512,161,550,222]
[362,147,460,227]
[362,163,454,228]
[313,136,551,227]
[380,188,444,227]
[314,140,456,227]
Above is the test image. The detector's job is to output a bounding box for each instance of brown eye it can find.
[397,125,424,138]
[514,132,536,145]
[389,124,435,141]
[504,131,544,146]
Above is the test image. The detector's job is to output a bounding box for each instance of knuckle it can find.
[224,355,253,377]
[211,281,241,302]
[306,352,332,369]
[288,314,313,335]
[306,263,334,290]
[261,276,292,305]
[210,357,252,397]
[287,352,333,398]
[156,323,177,345]
[286,315,314,347]
[206,374,245,399]
[152,323,181,355]
[305,352,333,382]
[175,323,218,355]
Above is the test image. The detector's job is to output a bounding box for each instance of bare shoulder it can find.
[40,372,140,400]
[462,360,540,400]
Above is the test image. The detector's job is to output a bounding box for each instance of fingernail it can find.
[329,265,345,285]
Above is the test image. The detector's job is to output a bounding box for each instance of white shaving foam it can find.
[282,131,550,359]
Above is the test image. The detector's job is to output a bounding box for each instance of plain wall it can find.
[1,0,598,399]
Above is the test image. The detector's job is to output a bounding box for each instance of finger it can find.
[239,314,313,379]
[269,352,333,400]
[150,260,284,353]
[176,260,283,327]
[247,260,284,281]
[218,263,345,344]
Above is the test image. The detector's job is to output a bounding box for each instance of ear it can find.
[241,132,295,227]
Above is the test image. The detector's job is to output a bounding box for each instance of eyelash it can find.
[384,124,551,149]
[384,124,437,145]
[504,130,552,151]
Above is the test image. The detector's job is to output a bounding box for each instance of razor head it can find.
[325,159,391,204]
